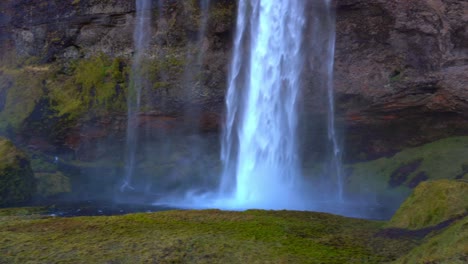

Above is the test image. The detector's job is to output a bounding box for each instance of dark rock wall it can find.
[333,0,468,158]
[0,0,466,159]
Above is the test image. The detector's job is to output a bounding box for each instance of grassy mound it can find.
[0,209,413,263]
[388,179,468,230]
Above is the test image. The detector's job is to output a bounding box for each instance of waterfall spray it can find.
[324,0,343,202]
[121,0,152,192]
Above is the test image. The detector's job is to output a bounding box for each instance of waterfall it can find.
[307,0,342,201]
[121,0,152,192]
[155,0,344,212]
[218,0,341,209]
[219,0,306,209]
[323,1,343,202]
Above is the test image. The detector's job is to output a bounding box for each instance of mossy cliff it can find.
[344,136,468,209]
[0,0,466,159]
[0,0,234,154]
[0,179,466,263]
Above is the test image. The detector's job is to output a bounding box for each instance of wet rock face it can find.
[0,0,234,153]
[331,0,468,158]
[0,0,466,158]
[2,0,135,60]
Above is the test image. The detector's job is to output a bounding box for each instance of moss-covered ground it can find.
[0,199,466,263]
[0,209,401,263]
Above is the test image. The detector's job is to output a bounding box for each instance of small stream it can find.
[45,200,176,217]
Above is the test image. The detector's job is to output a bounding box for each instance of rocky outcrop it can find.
[0,137,35,207]
[387,179,467,230]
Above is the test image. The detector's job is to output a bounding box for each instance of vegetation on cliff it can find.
[388,179,467,230]
[346,136,468,207]
[48,54,128,121]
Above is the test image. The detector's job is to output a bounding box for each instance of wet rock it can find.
[331,0,468,157]
[0,0,466,160]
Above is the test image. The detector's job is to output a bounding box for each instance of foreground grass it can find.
[1,180,466,263]
[0,209,413,263]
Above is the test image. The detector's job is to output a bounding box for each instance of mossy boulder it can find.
[35,172,71,198]
[0,137,35,207]
[388,179,468,230]
[346,136,468,208]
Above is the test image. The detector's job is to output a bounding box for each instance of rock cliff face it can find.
[0,0,466,160]
[0,0,234,160]
[333,0,468,158]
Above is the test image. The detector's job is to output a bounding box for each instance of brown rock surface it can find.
[0,0,466,159]
[331,0,468,158]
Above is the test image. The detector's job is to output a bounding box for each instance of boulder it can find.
[0,137,35,207]
[388,179,468,229]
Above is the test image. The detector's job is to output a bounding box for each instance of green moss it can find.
[210,2,235,27]
[30,155,58,173]
[146,53,186,76]
[346,136,468,204]
[388,180,468,230]
[0,67,47,132]
[0,209,401,263]
[0,138,36,207]
[35,172,71,198]
[0,207,46,216]
[49,54,128,120]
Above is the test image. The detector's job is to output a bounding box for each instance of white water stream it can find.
[121,0,152,191]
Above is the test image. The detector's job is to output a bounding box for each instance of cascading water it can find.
[159,0,346,213]
[217,0,342,209]
[121,0,152,192]
[219,0,306,209]
[323,1,343,202]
